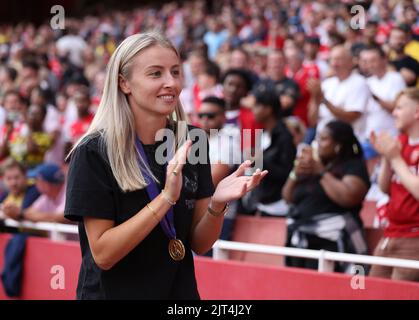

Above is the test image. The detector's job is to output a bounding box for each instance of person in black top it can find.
[248,84,296,216]
[255,50,300,117]
[388,25,419,87]
[64,31,267,300]
[282,120,370,272]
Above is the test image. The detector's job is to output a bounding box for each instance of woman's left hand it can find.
[211,160,268,204]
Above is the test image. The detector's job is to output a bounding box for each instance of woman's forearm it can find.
[282,176,297,203]
[378,157,392,194]
[85,194,171,270]
[321,174,348,206]
[190,198,224,255]
[307,97,320,127]
[320,173,364,208]
[190,211,224,255]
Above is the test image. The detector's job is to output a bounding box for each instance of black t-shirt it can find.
[256,121,296,204]
[291,158,370,222]
[64,127,214,299]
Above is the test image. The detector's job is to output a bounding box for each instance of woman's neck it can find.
[407,124,419,141]
[11,189,24,197]
[135,111,168,145]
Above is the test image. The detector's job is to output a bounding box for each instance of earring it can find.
[334,145,341,154]
[352,143,359,154]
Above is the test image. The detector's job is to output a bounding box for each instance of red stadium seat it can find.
[230,204,383,266]
[229,215,286,266]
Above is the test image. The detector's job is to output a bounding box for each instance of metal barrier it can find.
[2,218,78,241]
[212,239,419,273]
[3,218,419,274]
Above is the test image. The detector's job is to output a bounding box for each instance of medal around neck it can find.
[168,238,186,261]
[135,137,185,261]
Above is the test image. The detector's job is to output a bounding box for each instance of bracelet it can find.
[146,203,160,223]
[161,189,176,206]
[207,203,229,217]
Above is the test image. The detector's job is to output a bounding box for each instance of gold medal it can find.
[168,238,185,261]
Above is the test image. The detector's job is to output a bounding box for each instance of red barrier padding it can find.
[0,234,80,300]
[195,256,419,300]
[1,233,418,300]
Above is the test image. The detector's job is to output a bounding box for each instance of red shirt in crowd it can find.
[0,122,25,161]
[238,106,263,151]
[385,134,419,238]
[376,21,394,45]
[69,113,94,143]
[285,65,320,127]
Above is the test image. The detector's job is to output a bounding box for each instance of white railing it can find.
[3,219,419,274]
[1,218,78,241]
[212,239,419,273]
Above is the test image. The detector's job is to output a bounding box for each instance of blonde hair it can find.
[68,31,188,192]
[396,87,419,105]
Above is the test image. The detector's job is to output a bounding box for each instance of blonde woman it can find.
[64,31,267,299]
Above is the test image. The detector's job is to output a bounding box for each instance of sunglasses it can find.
[197,112,219,120]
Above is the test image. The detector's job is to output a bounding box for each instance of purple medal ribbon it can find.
[135,137,177,240]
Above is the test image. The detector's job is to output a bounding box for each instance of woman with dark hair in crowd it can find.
[282,120,370,272]
[246,84,295,216]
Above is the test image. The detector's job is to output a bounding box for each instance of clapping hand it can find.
[164,140,193,203]
[370,131,401,161]
[294,145,324,177]
[211,160,268,204]
[2,203,21,220]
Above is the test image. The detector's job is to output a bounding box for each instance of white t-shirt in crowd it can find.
[208,124,241,219]
[365,70,406,137]
[318,71,369,142]
[208,124,241,168]
[43,104,66,165]
[43,104,60,133]
[179,88,194,115]
[56,35,87,68]
[0,106,6,127]
[62,99,79,143]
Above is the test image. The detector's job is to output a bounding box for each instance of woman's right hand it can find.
[164,140,192,202]
[294,146,312,176]
[294,146,323,177]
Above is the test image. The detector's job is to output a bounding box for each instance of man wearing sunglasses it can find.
[198,96,241,248]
